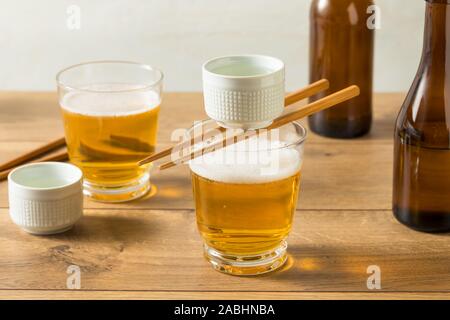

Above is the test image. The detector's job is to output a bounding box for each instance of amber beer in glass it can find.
[309,0,374,138]
[57,61,163,202]
[393,0,450,232]
[188,121,307,275]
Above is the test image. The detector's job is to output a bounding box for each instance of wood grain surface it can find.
[1,91,449,300]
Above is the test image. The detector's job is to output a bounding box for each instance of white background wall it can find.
[0,0,425,92]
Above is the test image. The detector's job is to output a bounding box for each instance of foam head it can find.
[188,135,303,184]
[61,83,160,116]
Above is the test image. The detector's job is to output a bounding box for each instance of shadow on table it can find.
[45,214,160,243]
[263,244,365,289]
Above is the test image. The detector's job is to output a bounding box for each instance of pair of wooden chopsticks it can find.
[137,79,330,166]
[0,79,357,180]
[154,84,360,170]
[0,79,330,182]
[0,138,68,181]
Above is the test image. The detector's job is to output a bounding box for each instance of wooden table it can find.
[0,92,449,300]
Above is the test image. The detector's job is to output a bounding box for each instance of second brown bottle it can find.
[309,0,375,138]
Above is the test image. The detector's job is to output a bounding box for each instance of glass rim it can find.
[188,119,307,153]
[56,60,164,94]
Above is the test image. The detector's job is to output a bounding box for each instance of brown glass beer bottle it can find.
[309,0,375,138]
[393,0,450,232]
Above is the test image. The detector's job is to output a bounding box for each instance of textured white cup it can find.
[203,55,285,129]
[8,162,83,235]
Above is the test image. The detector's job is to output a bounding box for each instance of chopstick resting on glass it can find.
[157,85,360,171]
[138,79,330,166]
[0,79,330,182]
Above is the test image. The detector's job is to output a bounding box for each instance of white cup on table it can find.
[8,162,83,235]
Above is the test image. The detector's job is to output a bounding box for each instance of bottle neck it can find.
[421,1,450,65]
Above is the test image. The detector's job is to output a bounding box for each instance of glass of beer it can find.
[188,120,307,275]
[56,61,163,202]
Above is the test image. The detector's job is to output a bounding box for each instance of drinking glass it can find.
[57,61,163,202]
[188,120,307,275]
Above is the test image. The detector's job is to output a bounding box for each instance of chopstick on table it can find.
[0,137,66,172]
[138,79,329,166]
[0,151,68,181]
[158,85,360,171]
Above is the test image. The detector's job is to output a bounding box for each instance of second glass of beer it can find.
[189,120,307,275]
[57,61,163,202]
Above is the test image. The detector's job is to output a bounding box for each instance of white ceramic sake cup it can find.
[203,55,285,130]
[8,162,83,235]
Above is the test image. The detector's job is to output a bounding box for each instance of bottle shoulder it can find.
[396,79,450,148]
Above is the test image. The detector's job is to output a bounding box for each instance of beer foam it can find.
[188,137,302,184]
[61,83,160,116]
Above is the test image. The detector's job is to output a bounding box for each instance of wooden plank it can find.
[0,142,393,210]
[0,92,204,143]
[0,92,398,210]
[1,209,450,293]
[0,91,402,144]
[1,290,449,300]
[3,91,431,300]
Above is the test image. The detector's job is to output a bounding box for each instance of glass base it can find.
[83,171,151,203]
[204,241,288,276]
